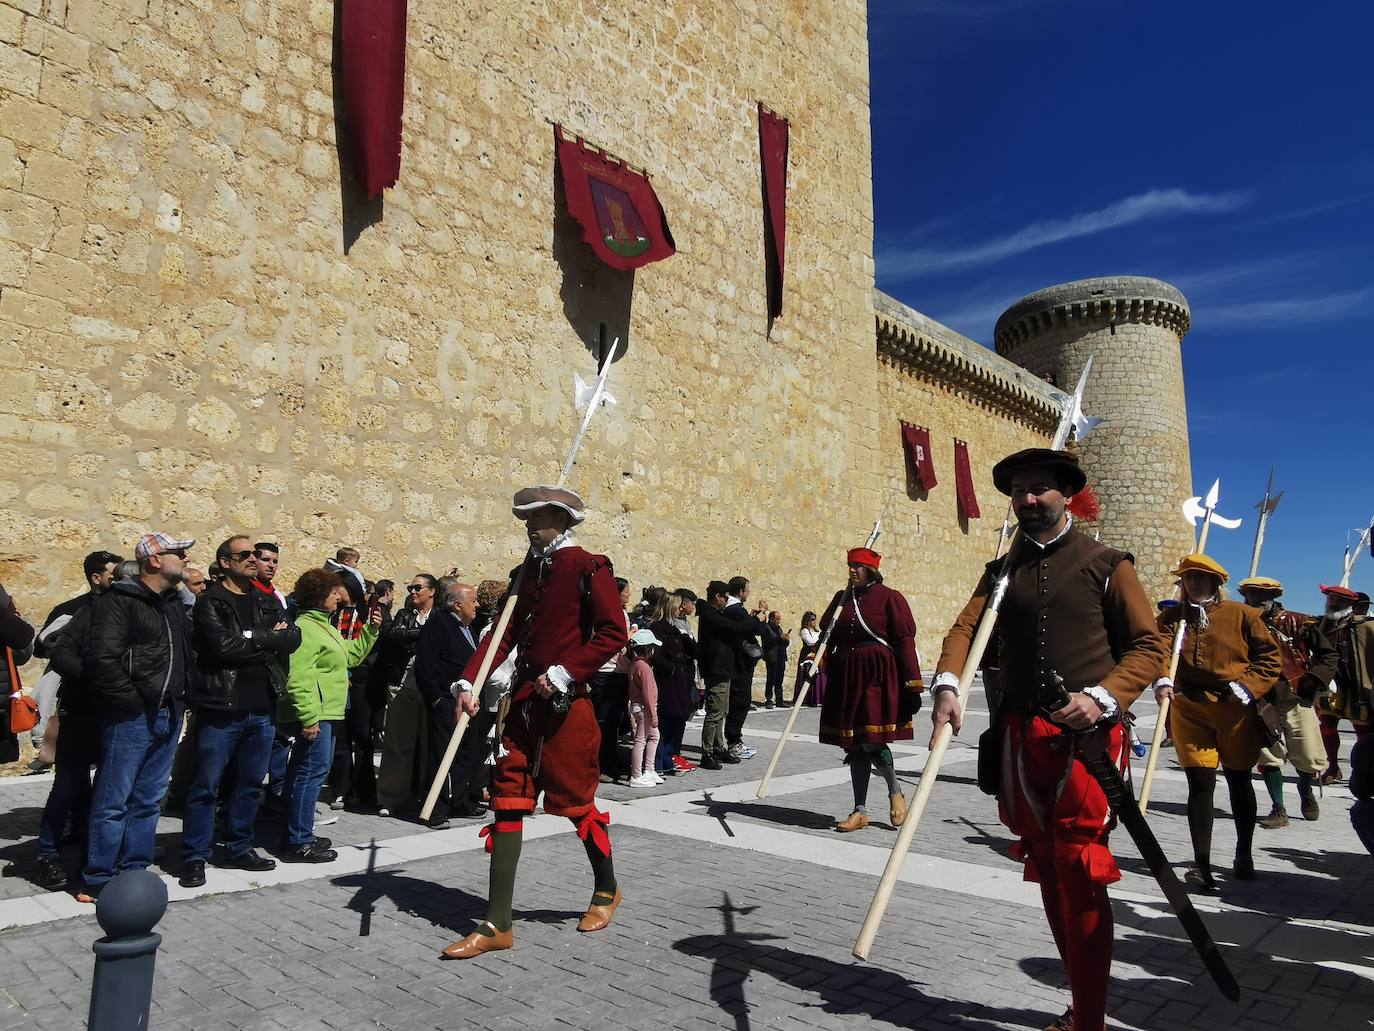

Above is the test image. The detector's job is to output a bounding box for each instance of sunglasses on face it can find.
[407,584,429,593]
[164,549,188,560]
[228,550,255,561]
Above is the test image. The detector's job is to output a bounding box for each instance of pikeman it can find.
[1154,555,1280,890]
[929,448,1166,1031]
[1235,576,1337,827]
[439,485,629,960]
[818,547,923,833]
[1314,583,1374,784]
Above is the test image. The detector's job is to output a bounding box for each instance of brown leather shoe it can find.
[835,811,869,833]
[889,793,908,827]
[577,886,622,932]
[439,922,513,959]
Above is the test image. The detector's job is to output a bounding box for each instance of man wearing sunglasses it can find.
[80,531,197,902]
[179,536,301,888]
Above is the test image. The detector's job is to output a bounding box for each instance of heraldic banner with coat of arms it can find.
[555,126,677,272]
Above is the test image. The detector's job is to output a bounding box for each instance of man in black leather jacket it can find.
[179,536,300,887]
[79,532,196,901]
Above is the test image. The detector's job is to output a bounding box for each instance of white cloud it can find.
[878,189,1252,281]
[1199,287,1374,330]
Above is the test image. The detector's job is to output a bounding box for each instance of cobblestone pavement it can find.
[1,685,1371,1030]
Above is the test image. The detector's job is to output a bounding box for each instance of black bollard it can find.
[88,868,168,1031]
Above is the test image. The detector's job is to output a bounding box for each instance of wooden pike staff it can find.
[755,496,892,799]
[852,363,1092,960]
[419,343,619,821]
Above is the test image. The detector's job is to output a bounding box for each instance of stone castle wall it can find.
[0,0,886,625]
[0,2,1192,684]
[994,277,1195,601]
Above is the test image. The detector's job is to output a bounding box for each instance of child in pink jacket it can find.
[627,629,662,787]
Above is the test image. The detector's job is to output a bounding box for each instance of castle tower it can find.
[994,276,1194,599]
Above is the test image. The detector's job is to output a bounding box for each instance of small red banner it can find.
[954,439,981,519]
[555,127,676,272]
[758,104,788,319]
[340,0,408,199]
[901,423,937,491]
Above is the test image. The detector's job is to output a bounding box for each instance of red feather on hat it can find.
[1066,485,1100,522]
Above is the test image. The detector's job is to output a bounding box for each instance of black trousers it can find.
[329,679,377,806]
[590,670,630,774]
[764,661,786,705]
[725,664,757,746]
[425,695,494,818]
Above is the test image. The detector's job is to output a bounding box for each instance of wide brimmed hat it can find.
[1172,554,1229,583]
[846,547,881,569]
[991,448,1087,496]
[1320,583,1359,602]
[1238,576,1283,595]
[512,485,586,524]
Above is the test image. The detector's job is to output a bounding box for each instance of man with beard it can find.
[1236,577,1337,827]
[930,449,1166,1031]
[1314,583,1374,784]
[439,486,628,959]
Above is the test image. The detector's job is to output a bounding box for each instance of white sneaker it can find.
[649,771,665,785]
[315,805,339,827]
[740,746,757,759]
[628,774,657,788]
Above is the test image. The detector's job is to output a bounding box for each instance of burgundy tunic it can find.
[817,582,922,747]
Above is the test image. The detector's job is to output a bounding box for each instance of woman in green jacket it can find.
[281,568,379,861]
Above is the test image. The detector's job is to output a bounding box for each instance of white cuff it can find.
[1229,681,1253,705]
[545,665,573,693]
[452,679,473,700]
[1082,685,1119,720]
[933,671,960,691]
[1152,677,1173,691]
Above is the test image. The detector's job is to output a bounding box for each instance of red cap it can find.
[1321,584,1360,602]
[847,547,881,569]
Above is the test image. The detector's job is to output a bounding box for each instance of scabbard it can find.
[1075,729,1240,1002]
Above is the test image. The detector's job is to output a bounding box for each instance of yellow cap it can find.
[1171,553,1229,583]
[1237,576,1282,594]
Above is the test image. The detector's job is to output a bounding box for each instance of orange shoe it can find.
[576,886,622,932]
[889,793,908,827]
[440,922,513,959]
[835,811,869,832]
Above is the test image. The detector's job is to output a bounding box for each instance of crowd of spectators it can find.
[1,535,818,899]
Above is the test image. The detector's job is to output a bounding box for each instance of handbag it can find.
[976,711,1002,796]
[7,647,37,734]
[741,639,763,661]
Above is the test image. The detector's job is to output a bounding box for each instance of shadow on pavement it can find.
[674,892,1061,1031]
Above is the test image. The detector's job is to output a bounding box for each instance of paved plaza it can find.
[1,684,1371,1030]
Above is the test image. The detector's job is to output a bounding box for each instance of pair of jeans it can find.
[764,661,785,706]
[37,709,101,858]
[281,721,335,846]
[655,713,688,771]
[266,730,291,798]
[84,707,182,888]
[629,704,660,778]
[181,711,275,862]
[701,680,730,756]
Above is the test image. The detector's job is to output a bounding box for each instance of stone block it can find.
[0,7,23,46]
[22,248,92,302]
[0,236,26,286]
[22,150,85,205]
[21,19,90,69]
[0,39,40,97]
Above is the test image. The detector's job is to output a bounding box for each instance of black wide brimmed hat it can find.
[992,448,1087,496]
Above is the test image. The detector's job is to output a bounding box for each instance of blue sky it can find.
[868,0,1374,610]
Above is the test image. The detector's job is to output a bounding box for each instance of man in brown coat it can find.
[930,448,1166,1031]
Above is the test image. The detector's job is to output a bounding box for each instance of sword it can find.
[1044,674,1240,1002]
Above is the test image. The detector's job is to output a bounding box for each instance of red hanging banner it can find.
[340,0,408,199]
[555,127,676,272]
[900,422,937,491]
[758,103,789,319]
[954,439,981,519]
